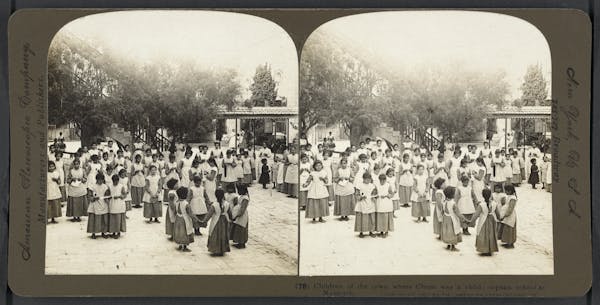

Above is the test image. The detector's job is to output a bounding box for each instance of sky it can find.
[56,10,298,105]
[314,11,552,100]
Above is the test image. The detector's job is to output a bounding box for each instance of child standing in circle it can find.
[204,189,231,256]
[470,188,499,256]
[498,184,518,248]
[188,175,209,236]
[304,160,330,223]
[441,186,468,251]
[455,175,477,235]
[172,186,197,252]
[432,178,446,240]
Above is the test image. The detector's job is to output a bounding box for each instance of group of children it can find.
[47,140,258,256]
[298,138,545,255]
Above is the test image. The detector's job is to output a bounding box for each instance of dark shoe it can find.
[91,234,96,239]
[359,233,364,238]
[182,247,191,252]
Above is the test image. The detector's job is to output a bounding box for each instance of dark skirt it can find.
[125,200,132,211]
[165,208,174,236]
[163,189,170,203]
[375,212,394,232]
[108,213,127,233]
[173,216,194,245]
[476,217,499,253]
[207,215,231,255]
[398,186,411,205]
[334,194,355,216]
[354,212,375,232]
[462,213,475,228]
[144,201,162,218]
[286,183,298,198]
[193,214,207,229]
[441,215,462,245]
[243,174,253,184]
[512,174,522,184]
[66,196,87,217]
[411,200,431,218]
[131,186,144,206]
[259,173,270,184]
[326,185,335,202]
[222,181,237,193]
[528,173,540,185]
[277,183,287,193]
[306,198,329,218]
[87,213,109,233]
[498,222,517,244]
[251,168,257,181]
[299,191,308,209]
[47,199,62,219]
[230,223,249,245]
[432,208,442,235]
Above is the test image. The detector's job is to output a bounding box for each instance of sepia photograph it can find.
[45,10,299,275]
[298,11,553,275]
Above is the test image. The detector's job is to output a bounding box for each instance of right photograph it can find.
[298,11,553,275]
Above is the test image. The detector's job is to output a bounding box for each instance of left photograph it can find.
[45,10,299,275]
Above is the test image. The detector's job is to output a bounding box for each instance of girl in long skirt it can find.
[108,174,127,239]
[143,165,163,223]
[469,188,499,256]
[66,159,88,222]
[231,184,250,248]
[398,154,413,208]
[172,187,197,252]
[498,184,518,248]
[53,151,67,204]
[203,189,231,256]
[354,173,377,238]
[241,151,253,186]
[481,142,493,184]
[386,168,400,216]
[221,150,238,192]
[203,158,219,205]
[471,158,487,207]
[455,175,477,235]
[162,154,179,203]
[375,174,395,237]
[188,175,209,236]
[334,158,355,220]
[304,160,330,222]
[178,149,194,188]
[503,152,513,185]
[299,154,311,211]
[277,153,287,193]
[285,147,299,198]
[411,165,430,222]
[545,157,552,193]
[432,178,446,240]
[272,156,280,190]
[441,186,467,251]
[322,151,335,206]
[447,149,462,187]
[164,178,179,240]
[130,154,146,208]
[47,161,63,223]
[539,155,548,189]
[86,154,103,191]
[511,151,523,186]
[87,173,110,239]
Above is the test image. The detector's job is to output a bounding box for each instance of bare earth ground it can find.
[45,184,298,275]
[300,184,553,275]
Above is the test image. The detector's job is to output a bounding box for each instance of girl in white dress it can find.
[118,168,132,215]
[284,148,299,198]
[162,154,180,203]
[304,160,329,222]
[87,173,110,239]
[108,174,127,238]
[322,150,335,205]
[375,174,395,237]
[498,184,518,248]
[491,149,506,191]
[386,168,400,214]
[481,142,493,183]
[298,154,312,210]
[447,150,462,187]
[354,172,377,238]
[398,154,414,208]
[47,161,62,223]
[130,154,146,208]
[143,165,163,223]
[503,152,513,185]
[66,159,88,221]
[86,155,103,191]
[178,149,194,188]
[411,165,430,222]
[333,158,355,220]
[203,158,219,204]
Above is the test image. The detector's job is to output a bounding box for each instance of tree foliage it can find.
[520,64,548,106]
[249,63,278,107]
[300,31,511,143]
[48,31,242,146]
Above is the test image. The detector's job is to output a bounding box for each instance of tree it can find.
[249,63,278,107]
[520,64,548,106]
